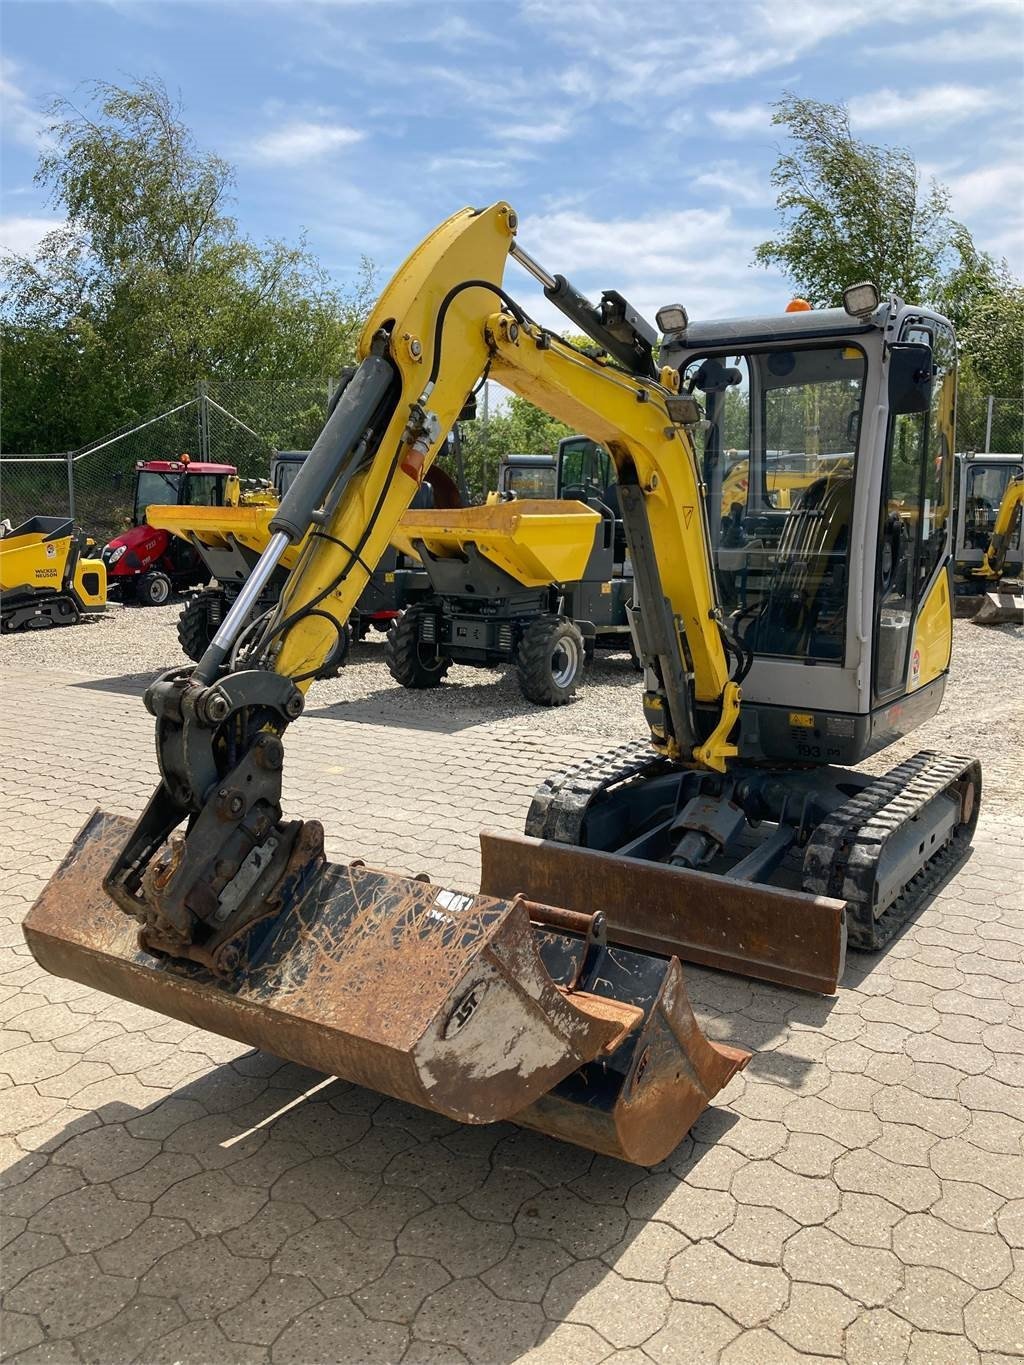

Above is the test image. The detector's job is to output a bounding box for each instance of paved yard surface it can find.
[1,646,1023,1364]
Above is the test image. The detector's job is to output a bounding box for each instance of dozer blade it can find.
[973,589,1024,626]
[23,811,749,1165]
[480,832,847,995]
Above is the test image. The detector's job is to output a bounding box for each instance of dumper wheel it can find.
[386,606,450,688]
[517,616,584,706]
[177,589,220,663]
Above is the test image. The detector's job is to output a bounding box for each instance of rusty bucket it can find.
[23,810,749,1165]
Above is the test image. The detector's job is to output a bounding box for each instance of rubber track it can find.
[525,739,670,844]
[528,744,981,955]
[802,750,981,950]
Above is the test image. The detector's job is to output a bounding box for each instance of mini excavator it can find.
[24,205,980,1165]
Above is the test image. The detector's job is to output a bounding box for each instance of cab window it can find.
[685,344,865,664]
[182,475,224,507]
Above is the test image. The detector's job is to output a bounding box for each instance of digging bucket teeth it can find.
[23,810,749,1165]
[480,832,848,995]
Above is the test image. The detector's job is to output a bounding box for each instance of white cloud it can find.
[848,84,999,130]
[248,119,364,164]
[707,105,773,139]
[692,162,768,207]
[0,215,63,257]
[0,57,51,151]
[513,205,785,327]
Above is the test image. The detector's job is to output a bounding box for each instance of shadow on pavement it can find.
[1,1041,749,1364]
[70,672,160,698]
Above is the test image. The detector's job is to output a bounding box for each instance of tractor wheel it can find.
[177,589,221,663]
[138,571,173,606]
[385,607,450,689]
[316,622,351,679]
[516,616,584,706]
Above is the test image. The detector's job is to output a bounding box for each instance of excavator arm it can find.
[23,203,753,1165]
[972,472,1023,580]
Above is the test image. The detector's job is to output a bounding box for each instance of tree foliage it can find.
[1,79,372,454]
[757,95,1022,452]
[755,95,973,307]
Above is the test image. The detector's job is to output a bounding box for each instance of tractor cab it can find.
[103,456,236,605]
[496,453,557,500]
[131,458,234,522]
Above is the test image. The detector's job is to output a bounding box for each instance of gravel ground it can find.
[2,597,1021,816]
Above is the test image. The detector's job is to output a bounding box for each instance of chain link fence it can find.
[0,380,334,543]
[958,391,1023,456]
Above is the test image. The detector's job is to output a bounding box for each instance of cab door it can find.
[874,321,955,699]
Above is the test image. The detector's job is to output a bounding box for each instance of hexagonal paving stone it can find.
[624,1173,736,1239]
[29,1183,149,1252]
[893,1212,1013,1289]
[5,1252,135,1337]
[718,1327,812,1363]
[274,1218,394,1297]
[783,1226,904,1306]
[542,1260,669,1350]
[833,1147,940,1212]
[141,1234,268,1317]
[398,1203,513,1278]
[516,1322,609,1365]
[148,1320,269,1364]
[963,1288,1024,1354]
[217,1273,323,1346]
[74,1294,186,1364]
[51,1124,160,1183]
[641,1300,741,1364]
[153,1168,268,1235]
[354,1255,451,1325]
[600,1218,688,1282]
[95,1216,194,1278]
[270,1154,379,1218]
[889,1265,975,1333]
[513,1186,627,1260]
[770,1282,858,1355]
[416,1278,544,1363]
[666,1241,789,1328]
[906,1330,980,1364]
[222,1199,315,1260]
[481,1236,574,1305]
[273,1298,408,1364]
[845,1308,912,1365]
[730,1159,841,1224]
[826,1193,905,1249]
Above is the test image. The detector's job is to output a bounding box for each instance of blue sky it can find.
[2,0,1022,331]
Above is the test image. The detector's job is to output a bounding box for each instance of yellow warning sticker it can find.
[789,712,815,728]
[682,506,694,528]
[601,581,612,594]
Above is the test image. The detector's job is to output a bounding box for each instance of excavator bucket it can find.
[24,811,749,1165]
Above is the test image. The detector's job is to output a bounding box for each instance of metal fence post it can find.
[198,381,211,462]
[66,450,76,523]
[984,395,994,453]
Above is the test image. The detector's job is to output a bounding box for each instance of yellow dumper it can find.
[0,516,107,631]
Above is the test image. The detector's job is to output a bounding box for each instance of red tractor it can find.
[102,457,236,604]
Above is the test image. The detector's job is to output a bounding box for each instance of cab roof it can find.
[669,307,871,352]
[136,460,235,474]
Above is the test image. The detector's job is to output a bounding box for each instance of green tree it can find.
[1,78,371,457]
[756,95,979,308]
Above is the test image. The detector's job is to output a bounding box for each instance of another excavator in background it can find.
[964,466,1024,625]
[25,204,980,1165]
